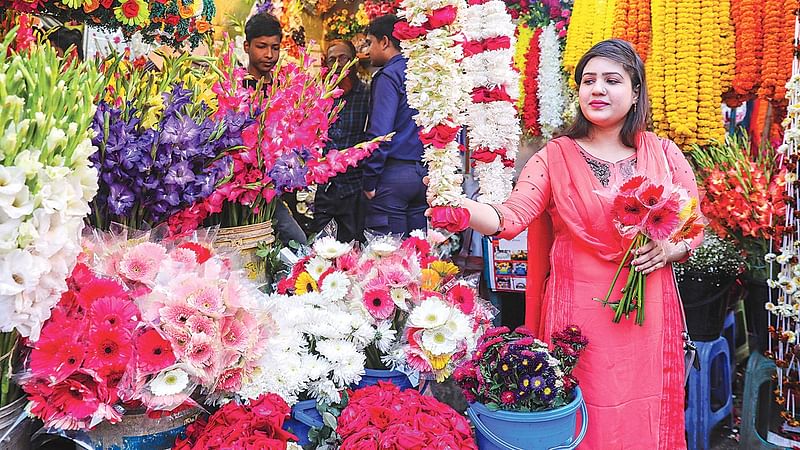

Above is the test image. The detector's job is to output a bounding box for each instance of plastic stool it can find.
[722,311,736,375]
[739,352,787,449]
[685,336,733,450]
[733,298,750,363]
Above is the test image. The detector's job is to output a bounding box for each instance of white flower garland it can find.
[398,0,471,209]
[537,23,566,140]
[461,0,520,204]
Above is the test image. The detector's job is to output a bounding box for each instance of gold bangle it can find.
[488,204,504,236]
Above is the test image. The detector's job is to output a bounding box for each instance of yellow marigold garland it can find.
[696,0,721,145]
[602,0,616,41]
[662,0,679,136]
[563,0,596,75]
[647,0,667,134]
[515,23,534,109]
[716,0,735,95]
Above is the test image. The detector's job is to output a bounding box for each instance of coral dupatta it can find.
[524,132,671,333]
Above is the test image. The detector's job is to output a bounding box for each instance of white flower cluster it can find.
[238,291,373,405]
[398,0,470,209]
[0,137,98,341]
[537,24,566,139]
[461,0,520,204]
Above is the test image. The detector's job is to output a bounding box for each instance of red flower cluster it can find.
[430,206,472,233]
[337,382,477,449]
[21,263,177,430]
[700,162,786,242]
[364,0,400,19]
[173,393,297,449]
[393,5,458,39]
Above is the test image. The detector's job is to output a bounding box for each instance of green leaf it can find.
[322,411,338,430]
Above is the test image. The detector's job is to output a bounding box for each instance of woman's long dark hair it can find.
[563,39,650,148]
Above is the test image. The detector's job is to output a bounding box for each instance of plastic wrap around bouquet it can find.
[16,226,274,444]
[455,326,589,450]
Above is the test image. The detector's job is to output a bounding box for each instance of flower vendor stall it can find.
[3,0,800,447]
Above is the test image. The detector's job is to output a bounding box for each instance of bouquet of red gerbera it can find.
[335,381,477,449]
[173,393,298,449]
[596,175,704,325]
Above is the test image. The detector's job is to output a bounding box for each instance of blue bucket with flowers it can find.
[455,325,589,450]
[283,400,322,446]
[354,368,413,390]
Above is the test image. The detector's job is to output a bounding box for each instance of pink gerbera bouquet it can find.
[596,175,704,325]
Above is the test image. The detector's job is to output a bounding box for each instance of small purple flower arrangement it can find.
[454,325,588,411]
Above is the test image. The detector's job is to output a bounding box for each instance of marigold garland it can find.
[725,0,762,106]
[757,0,797,105]
[647,0,667,133]
[522,27,542,136]
[610,0,650,62]
[514,23,534,111]
[696,0,720,145]
[562,0,593,75]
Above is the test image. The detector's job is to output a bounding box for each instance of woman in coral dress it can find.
[455,40,701,449]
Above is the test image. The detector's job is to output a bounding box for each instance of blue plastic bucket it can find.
[79,407,201,450]
[467,387,587,450]
[283,399,323,447]
[354,368,413,390]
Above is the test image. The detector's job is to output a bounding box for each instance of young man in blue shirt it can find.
[362,15,427,236]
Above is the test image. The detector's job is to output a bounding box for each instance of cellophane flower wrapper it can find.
[593,174,705,324]
[0,28,104,342]
[82,226,274,407]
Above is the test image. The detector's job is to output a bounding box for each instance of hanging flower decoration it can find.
[513,22,533,111]
[610,0,650,62]
[461,0,520,204]
[757,0,797,107]
[537,23,566,139]
[562,0,615,76]
[520,27,542,136]
[724,0,763,107]
[395,0,472,231]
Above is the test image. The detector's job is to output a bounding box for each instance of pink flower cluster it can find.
[337,382,477,449]
[21,263,177,430]
[167,45,386,235]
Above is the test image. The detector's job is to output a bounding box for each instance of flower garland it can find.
[696,0,723,145]
[611,0,650,62]
[537,23,566,140]
[758,0,795,104]
[461,0,520,204]
[725,0,762,107]
[514,22,534,112]
[647,0,668,134]
[521,27,542,136]
[563,0,615,76]
[396,0,472,231]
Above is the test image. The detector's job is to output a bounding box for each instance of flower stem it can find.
[601,234,640,305]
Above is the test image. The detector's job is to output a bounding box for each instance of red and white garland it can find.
[395,0,472,231]
[461,0,520,203]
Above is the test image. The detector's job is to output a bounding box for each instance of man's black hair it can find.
[48,27,83,60]
[366,15,400,50]
[245,13,282,43]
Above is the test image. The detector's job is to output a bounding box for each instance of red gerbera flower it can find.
[47,371,105,427]
[619,175,648,194]
[446,284,476,314]
[177,242,212,264]
[401,237,432,258]
[85,327,132,374]
[612,194,648,227]
[636,183,667,208]
[77,278,127,311]
[135,328,176,374]
[29,338,85,383]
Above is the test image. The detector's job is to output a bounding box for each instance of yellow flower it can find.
[115,0,150,27]
[514,23,533,109]
[141,94,164,129]
[63,0,83,8]
[430,260,459,277]
[356,5,369,27]
[421,269,442,291]
[428,353,451,370]
[295,272,318,294]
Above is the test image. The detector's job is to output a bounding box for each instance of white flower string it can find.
[768,11,800,426]
[461,0,520,204]
[396,0,473,230]
[537,23,566,140]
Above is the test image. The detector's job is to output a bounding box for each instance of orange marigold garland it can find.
[725,0,762,107]
[611,0,631,42]
[522,27,543,136]
[634,0,650,62]
[758,0,793,104]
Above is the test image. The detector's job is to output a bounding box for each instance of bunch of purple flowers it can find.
[88,83,251,230]
[454,325,588,412]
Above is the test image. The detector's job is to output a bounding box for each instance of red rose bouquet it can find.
[173,393,299,450]
[335,381,477,449]
[595,174,704,325]
[454,325,588,411]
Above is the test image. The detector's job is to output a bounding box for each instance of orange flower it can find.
[195,19,211,33]
[83,0,100,13]
[179,3,195,19]
[421,268,441,291]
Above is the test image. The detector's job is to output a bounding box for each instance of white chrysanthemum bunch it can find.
[537,24,567,140]
[0,39,103,341]
[398,0,471,210]
[461,0,520,204]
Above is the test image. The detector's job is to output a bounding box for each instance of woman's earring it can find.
[632,102,637,112]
